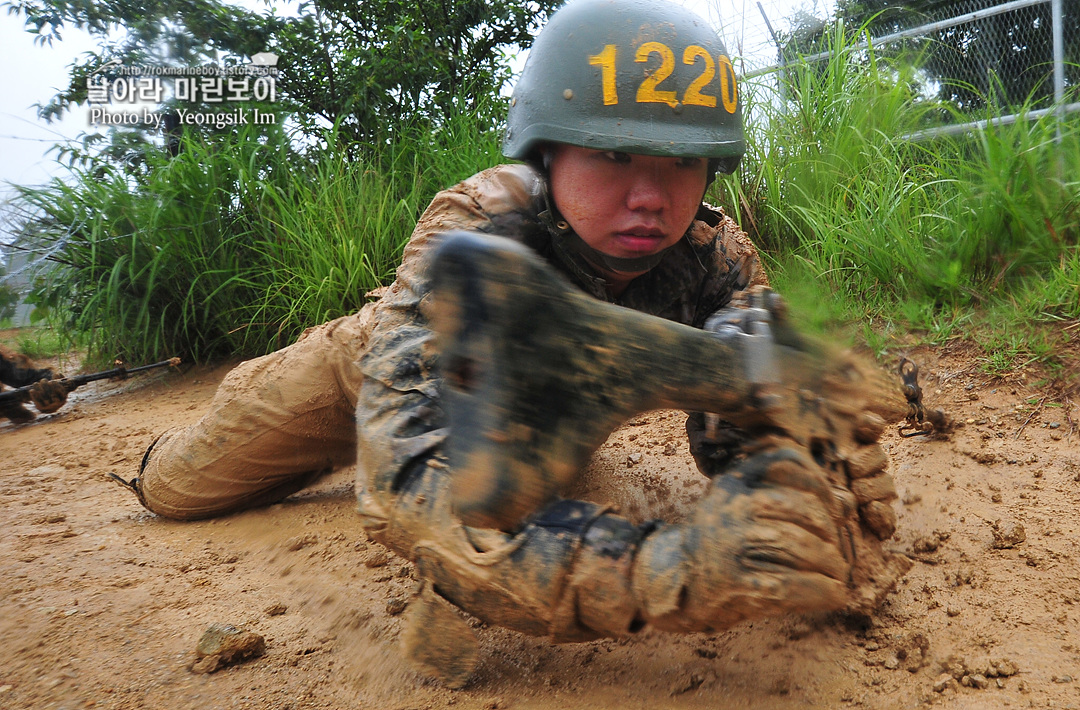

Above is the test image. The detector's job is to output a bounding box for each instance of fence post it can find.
[757,2,787,105]
[1052,0,1065,146]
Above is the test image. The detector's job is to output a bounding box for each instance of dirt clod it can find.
[991,519,1026,549]
[897,633,930,672]
[191,623,266,674]
[284,533,319,551]
[669,672,705,696]
[942,654,1021,686]
[912,530,949,554]
[994,658,1020,677]
[364,548,391,568]
[933,673,957,693]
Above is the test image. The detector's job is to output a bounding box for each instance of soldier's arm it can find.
[354,165,544,536]
[354,232,901,689]
[688,205,769,326]
[0,346,55,389]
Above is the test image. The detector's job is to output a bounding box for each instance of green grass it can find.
[13,104,503,365]
[713,20,1080,377]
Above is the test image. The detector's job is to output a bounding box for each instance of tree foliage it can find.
[5,0,273,122]
[274,0,563,145]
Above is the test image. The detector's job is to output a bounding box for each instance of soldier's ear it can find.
[523,143,556,177]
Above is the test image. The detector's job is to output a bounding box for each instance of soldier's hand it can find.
[709,433,907,617]
[0,399,36,424]
[637,440,855,633]
[29,378,68,414]
[705,286,803,350]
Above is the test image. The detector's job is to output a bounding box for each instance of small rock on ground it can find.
[191,623,266,674]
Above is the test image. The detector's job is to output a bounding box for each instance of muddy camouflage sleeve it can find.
[355,165,547,516]
[688,206,769,326]
[0,346,55,388]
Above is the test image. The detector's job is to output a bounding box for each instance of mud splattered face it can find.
[548,144,708,281]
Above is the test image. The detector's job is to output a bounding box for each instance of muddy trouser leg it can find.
[135,311,372,520]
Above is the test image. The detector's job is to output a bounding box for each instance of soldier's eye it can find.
[602,151,632,164]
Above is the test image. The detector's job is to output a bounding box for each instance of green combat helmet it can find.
[504,0,745,174]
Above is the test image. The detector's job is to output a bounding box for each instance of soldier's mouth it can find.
[612,230,667,254]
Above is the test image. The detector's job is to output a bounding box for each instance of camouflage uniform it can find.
[136,163,764,520]
[133,0,908,685]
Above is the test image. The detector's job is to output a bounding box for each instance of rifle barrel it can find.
[65,357,180,387]
[0,357,181,406]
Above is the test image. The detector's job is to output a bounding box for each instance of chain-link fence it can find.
[685,0,1080,135]
[676,0,820,75]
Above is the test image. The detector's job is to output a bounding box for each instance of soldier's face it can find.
[548,144,708,272]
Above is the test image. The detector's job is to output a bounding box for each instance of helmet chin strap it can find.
[538,190,675,275]
[558,228,671,273]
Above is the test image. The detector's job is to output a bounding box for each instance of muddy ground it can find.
[2,343,1079,710]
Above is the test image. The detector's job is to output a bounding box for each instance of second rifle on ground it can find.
[0,357,182,407]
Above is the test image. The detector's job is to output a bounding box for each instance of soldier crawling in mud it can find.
[0,346,67,423]
[103,0,910,686]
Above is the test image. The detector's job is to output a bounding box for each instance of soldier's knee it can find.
[123,429,323,520]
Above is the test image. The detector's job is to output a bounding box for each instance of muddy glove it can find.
[798,353,903,543]
[29,378,68,414]
[634,440,855,634]
[689,402,899,542]
[843,411,899,539]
